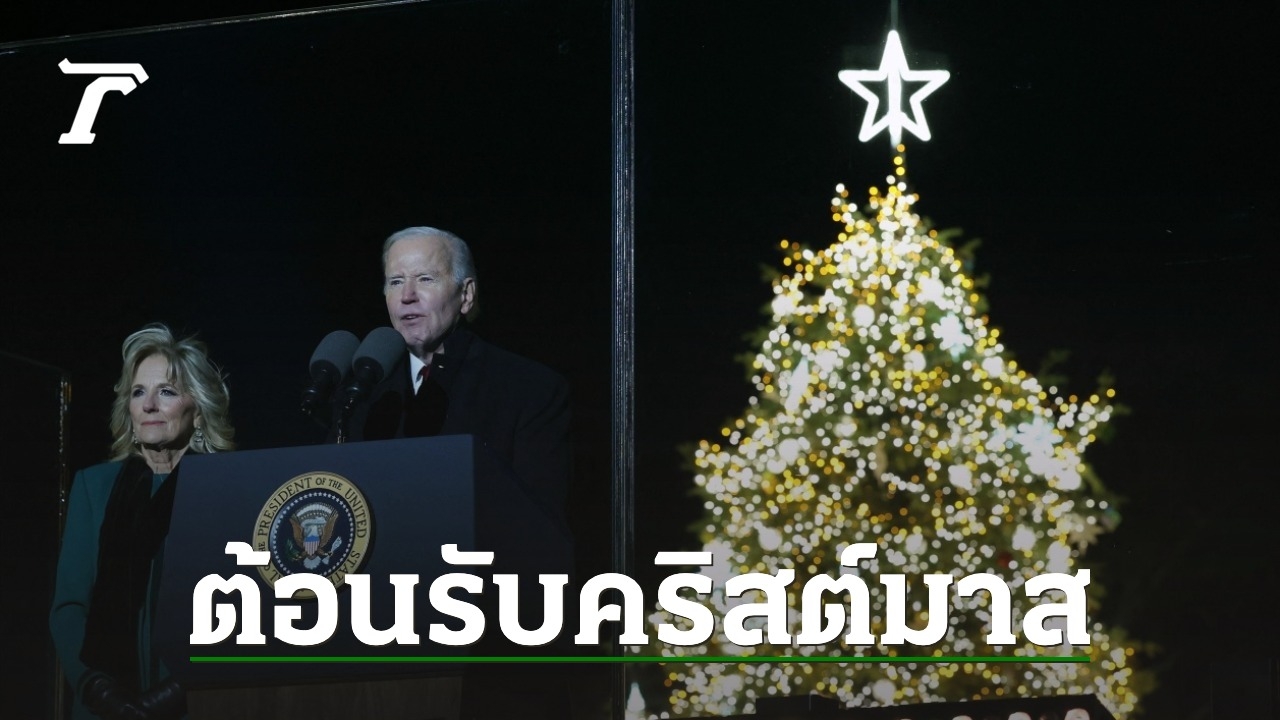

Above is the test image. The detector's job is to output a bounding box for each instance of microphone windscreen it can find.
[352,327,406,382]
[309,330,360,377]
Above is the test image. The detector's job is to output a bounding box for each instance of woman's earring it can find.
[193,426,205,446]
[131,430,140,446]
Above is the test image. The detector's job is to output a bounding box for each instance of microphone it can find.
[339,327,406,417]
[301,330,359,415]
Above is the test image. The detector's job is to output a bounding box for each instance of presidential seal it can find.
[253,471,372,597]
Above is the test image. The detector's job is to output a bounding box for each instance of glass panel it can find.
[1,2,614,717]
[0,354,70,720]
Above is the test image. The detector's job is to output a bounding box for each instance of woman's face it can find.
[130,354,199,449]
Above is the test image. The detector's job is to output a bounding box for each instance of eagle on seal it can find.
[291,504,339,558]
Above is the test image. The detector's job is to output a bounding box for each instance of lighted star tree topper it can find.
[839,30,948,146]
[633,151,1149,717]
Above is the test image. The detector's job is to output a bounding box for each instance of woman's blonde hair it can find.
[108,323,235,460]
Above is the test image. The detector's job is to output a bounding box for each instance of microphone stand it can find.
[335,363,381,445]
[335,412,350,444]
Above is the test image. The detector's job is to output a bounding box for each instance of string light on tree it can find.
[636,147,1148,718]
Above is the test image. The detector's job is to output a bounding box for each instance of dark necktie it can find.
[406,363,447,437]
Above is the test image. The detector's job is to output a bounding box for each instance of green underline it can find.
[190,655,1089,664]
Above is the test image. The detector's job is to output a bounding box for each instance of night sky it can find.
[632,4,1276,718]
[2,1,1276,718]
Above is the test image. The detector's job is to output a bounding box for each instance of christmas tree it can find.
[635,148,1146,718]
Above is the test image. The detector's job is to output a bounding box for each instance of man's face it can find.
[384,235,475,358]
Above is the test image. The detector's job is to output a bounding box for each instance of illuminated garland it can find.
[638,149,1145,718]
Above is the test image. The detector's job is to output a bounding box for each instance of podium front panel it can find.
[155,435,573,687]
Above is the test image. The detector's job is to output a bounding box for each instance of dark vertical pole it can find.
[610,0,636,717]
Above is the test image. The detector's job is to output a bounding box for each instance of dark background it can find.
[2,1,1277,719]
[0,1,615,717]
